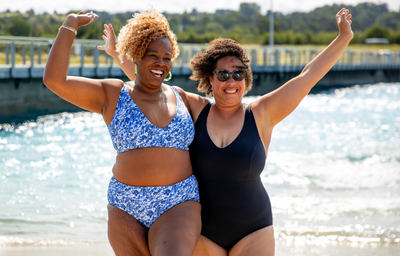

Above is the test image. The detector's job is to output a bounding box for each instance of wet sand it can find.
[1,241,399,256]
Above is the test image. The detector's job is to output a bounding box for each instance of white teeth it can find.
[225,90,237,93]
[151,70,163,75]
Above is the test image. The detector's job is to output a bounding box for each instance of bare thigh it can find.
[107,204,151,256]
[148,200,202,256]
[193,235,227,256]
[229,226,275,256]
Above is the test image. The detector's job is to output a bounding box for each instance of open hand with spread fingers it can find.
[97,23,118,58]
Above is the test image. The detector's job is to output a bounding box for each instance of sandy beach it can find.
[1,241,399,256]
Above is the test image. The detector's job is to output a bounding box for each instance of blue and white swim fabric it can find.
[106,84,199,228]
[108,175,200,228]
[107,85,195,154]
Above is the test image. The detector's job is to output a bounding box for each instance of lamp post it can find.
[269,0,274,50]
[269,0,274,65]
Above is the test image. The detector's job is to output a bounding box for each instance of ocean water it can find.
[0,83,399,250]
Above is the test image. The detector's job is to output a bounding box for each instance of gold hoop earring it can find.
[164,71,172,81]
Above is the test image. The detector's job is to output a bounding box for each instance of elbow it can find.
[42,70,57,89]
[42,75,50,88]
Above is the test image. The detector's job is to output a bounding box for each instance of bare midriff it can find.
[112,147,193,186]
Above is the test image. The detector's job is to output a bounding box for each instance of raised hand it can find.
[63,11,99,30]
[336,8,353,37]
[97,24,118,58]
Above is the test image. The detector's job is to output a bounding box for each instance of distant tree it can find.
[363,25,391,39]
[181,12,194,31]
[8,15,31,36]
[26,9,35,17]
[0,2,399,45]
[377,12,400,31]
[77,20,102,39]
[239,3,261,17]
[205,22,224,34]
[190,8,199,18]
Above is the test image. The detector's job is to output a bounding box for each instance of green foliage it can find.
[0,2,398,45]
[77,21,103,39]
[8,15,32,36]
[363,25,391,40]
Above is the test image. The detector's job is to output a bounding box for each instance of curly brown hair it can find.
[189,38,253,96]
[116,9,179,63]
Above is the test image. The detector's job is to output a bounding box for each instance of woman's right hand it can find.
[63,11,98,30]
[97,24,118,58]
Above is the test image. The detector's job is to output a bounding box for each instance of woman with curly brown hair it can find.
[105,8,353,256]
[43,9,202,256]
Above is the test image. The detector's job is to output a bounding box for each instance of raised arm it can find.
[252,8,353,127]
[97,24,137,81]
[43,12,121,115]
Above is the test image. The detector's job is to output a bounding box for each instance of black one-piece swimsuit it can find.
[189,103,273,252]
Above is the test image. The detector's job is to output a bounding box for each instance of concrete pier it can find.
[1,36,399,123]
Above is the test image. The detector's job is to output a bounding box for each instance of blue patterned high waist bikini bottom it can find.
[107,175,200,228]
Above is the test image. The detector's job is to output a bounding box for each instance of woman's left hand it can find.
[336,8,353,37]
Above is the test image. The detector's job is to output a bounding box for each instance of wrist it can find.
[63,15,79,31]
[338,31,353,42]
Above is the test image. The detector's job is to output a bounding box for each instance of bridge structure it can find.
[1,36,399,122]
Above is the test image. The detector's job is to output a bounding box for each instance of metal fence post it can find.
[94,46,99,77]
[275,48,280,67]
[22,45,26,64]
[11,41,15,77]
[30,43,34,67]
[38,45,42,64]
[6,44,10,65]
[80,44,85,76]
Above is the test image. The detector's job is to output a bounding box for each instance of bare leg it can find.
[193,235,227,256]
[148,200,202,256]
[107,204,151,256]
[229,226,275,256]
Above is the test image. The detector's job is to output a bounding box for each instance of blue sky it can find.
[2,0,399,14]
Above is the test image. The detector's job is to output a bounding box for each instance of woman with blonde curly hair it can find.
[105,8,353,256]
[43,9,201,256]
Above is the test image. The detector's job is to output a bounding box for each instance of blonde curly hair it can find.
[116,9,179,63]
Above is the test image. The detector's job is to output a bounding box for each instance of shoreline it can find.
[1,241,399,256]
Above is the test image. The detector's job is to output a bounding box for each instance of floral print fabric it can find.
[107,85,195,154]
[107,175,200,228]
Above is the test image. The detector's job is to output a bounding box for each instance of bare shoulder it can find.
[171,86,209,122]
[171,85,187,100]
[249,92,274,127]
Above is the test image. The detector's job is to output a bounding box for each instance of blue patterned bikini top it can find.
[107,85,195,154]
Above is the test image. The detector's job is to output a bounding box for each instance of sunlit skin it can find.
[43,12,201,256]
[134,37,173,92]
[210,56,247,109]
[100,7,353,256]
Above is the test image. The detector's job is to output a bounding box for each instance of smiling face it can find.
[136,37,173,89]
[210,56,247,106]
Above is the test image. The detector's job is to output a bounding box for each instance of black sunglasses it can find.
[212,69,247,82]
